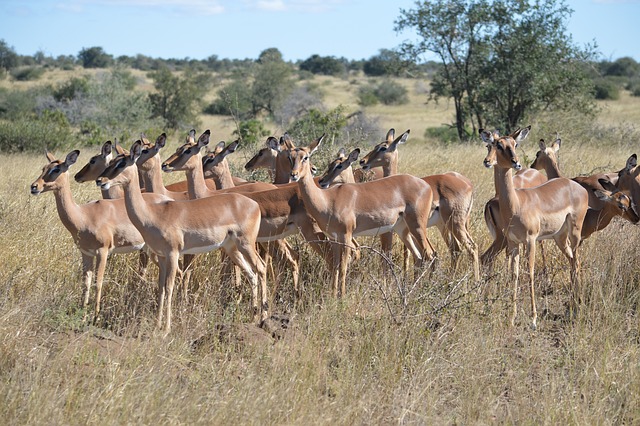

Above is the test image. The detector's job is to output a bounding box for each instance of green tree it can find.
[396,0,596,138]
[148,66,211,129]
[363,49,406,77]
[251,56,294,116]
[299,54,345,76]
[0,39,19,76]
[78,46,113,68]
[257,47,284,64]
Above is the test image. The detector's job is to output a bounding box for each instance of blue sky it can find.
[1,0,639,62]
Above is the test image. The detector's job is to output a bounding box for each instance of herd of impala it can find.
[29,126,640,335]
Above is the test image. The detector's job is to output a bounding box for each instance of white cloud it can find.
[53,0,225,15]
[244,0,346,13]
[255,0,286,11]
[593,0,640,3]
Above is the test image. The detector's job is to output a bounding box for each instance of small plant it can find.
[10,66,45,81]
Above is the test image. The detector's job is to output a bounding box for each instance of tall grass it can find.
[2,111,640,424]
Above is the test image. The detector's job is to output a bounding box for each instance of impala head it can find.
[161,129,210,172]
[288,134,324,183]
[615,153,640,217]
[480,126,530,171]
[202,140,239,179]
[31,150,79,195]
[245,136,279,171]
[594,177,640,223]
[530,136,561,171]
[136,133,167,171]
[318,147,360,189]
[359,128,409,170]
[97,141,143,190]
[74,140,114,183]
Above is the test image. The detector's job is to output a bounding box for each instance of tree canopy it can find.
[396,0,597,138]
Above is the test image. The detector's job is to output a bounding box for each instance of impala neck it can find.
[544,158,562,179]
[140,156,167,194]
[297,169,329,219]
[382,152,398,177]
[494,166,521,214]
[101,185,124,199]
[210,162,235,189]
[184,157,210,199]
[121,166,152,228]
[52,173,84,235]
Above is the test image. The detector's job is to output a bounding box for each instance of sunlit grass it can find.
[1,71,640,424]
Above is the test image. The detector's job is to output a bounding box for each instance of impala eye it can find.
[185,149,191,154]
[258,152,263,156]
[90,159,96,164]
[337,164,343,169]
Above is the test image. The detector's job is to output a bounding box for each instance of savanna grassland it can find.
[1,69,640,425]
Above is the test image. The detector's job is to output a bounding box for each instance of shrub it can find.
[424,126,461,144]
[0,110,75,153]
[232,119,271,149]
[357,85,379,107]
[53,76,90,102]
[374,80,409,105]
[593,78,620,100]
[10,66,45,81]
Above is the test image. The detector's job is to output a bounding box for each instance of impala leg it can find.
[226,240,268,323]
[507,243,520,327]
[338,235,354,297]
[180,254,195,301]
[273,240,300,301]
[162,252,180,337]
[526,239,538,330]
[138,249,149,281]
[81,254,94,322]
[93,248,109,325]
[156,256,167,330]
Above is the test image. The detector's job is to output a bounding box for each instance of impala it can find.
[74,140,126,199]
[31,150,168,323]
[530,137,639,237]
[357,129,480,281]
[480,126,589,329]
[163,130,336,299]
[289,134,436,297]
[97,141,267,336]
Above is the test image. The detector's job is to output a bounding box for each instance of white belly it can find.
[354,225,395,237]
[181,242,224,255]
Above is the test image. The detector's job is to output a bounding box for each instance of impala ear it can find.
[130,141,143,162]
[65,150,80,167]
[282,133,296,150]
[626,154,637,172]
[552,138,561,152]
[266,136,279,151]
[347,148,360,165]
[227,140,240,153]
[593,189,612,203]
[598,178,618,193]
[45,150,56,163]
[101,140,113,157]
[479,128,494,144]
[308,134,324,156]
[337,147,347,159]
[514,125,531,145]
[156,133,167,149]
[385,128,395,142]
[214,141,226,155]
[538,139,546,151]
[197,130,211,148]
[140,132,150,146]
[187,129,196,144]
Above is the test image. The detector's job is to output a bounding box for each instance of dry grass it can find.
[1,70,640,424]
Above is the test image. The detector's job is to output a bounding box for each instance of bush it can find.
[0,110,75,153]
[53,76,90,102]
[424,126,461,144]
[593,78,620,100]
[232,119,271,149]
[357,85,379,106]
[10,66,45,81]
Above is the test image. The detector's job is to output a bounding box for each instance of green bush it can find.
[53,76,90,102]
[357,85,379,106]
[10,66,45,81]
[424,125,461,144]
[374,79,409,105]
[593,78,620,100]
[0,110,75,153]
[232,119,271,150]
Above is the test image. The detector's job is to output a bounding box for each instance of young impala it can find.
[97,141,267,336]
[480,126,589,329]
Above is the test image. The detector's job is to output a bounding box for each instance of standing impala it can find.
[74,140,126,199]
[530,137,639,237]
[358,129,480,281]
[97,141,267,336]
[289,134,436,297]
[30,150,168,323]
[480,126,589,329]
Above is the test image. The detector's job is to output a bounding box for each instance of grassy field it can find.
[1,69,640,424]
